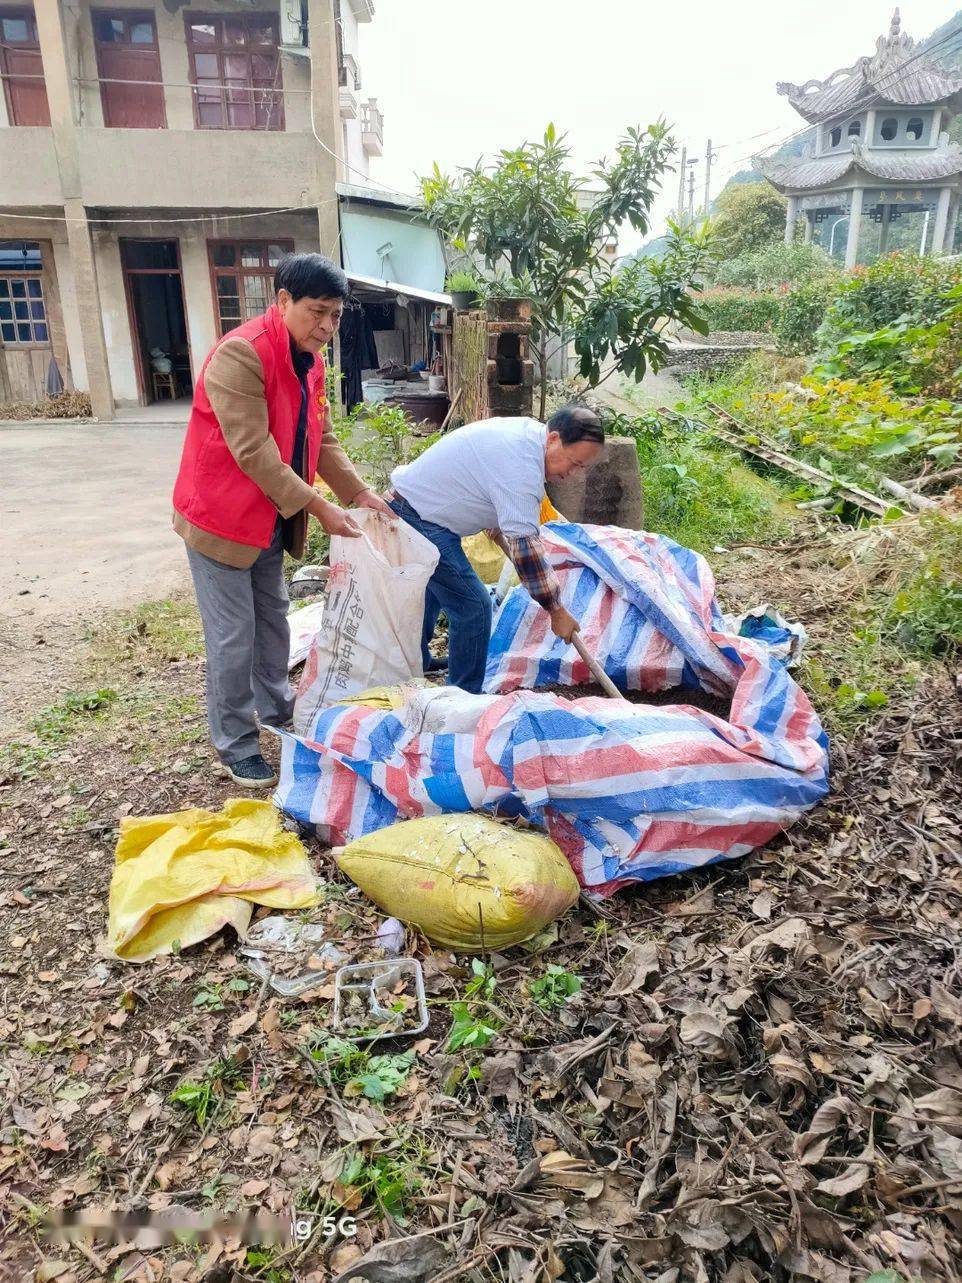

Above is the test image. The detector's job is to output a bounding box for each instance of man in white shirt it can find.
[388,405,605,692]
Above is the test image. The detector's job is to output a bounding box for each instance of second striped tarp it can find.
[275,525,828,895]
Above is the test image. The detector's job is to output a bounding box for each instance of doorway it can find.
[120,239,192,406]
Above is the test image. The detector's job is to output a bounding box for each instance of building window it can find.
[0,274,48,344]
[847,119,861,137]
[93,9,166,128]
[186,13,284,130]
[208,240,293,335]
[829,125,842,147]
[880,117,898,141]
[906,116,924,141]
[0,6,50,125]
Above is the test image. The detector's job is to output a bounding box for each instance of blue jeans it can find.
[389,495,493,693]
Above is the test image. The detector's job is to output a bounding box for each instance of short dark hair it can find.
[546,404,605,446]
[274,253,349,302]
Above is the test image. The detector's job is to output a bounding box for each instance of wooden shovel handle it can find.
[488,528,621,700]
[571,632,622,700]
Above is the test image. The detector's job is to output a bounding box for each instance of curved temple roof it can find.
[776,9,962,124]
[756,141,962,192]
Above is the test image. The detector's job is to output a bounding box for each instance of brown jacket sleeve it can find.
[204,338,318,520]
[315,399,368,506]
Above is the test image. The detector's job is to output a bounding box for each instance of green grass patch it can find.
[607,410,797,552]
[800,513,961,734]
[1,687,118,781]
[89,598,203,666]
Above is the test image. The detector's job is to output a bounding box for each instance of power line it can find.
[0,199,340,226]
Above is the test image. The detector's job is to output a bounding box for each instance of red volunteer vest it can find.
[173,305,327,549]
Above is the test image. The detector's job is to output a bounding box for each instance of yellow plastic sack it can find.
[461,532,505,584]
[462,496,563,584]
[540,495,563,523]
[106,799,320,962]
[339,686,407,710]
[337,814,580,951]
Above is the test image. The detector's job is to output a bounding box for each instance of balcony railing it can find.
[360,98,382,155]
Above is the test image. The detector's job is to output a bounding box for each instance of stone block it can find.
[546,436,644,529]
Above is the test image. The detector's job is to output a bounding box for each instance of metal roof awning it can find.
[346,271,451,306]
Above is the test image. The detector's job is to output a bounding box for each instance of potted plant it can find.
[445,270,481,311]
[482,274,533,323]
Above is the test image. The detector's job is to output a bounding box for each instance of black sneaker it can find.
[217,754,278,789]
[424,656,449,673]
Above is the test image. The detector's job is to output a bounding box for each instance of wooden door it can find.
[93,9,165,128]
[0,7,50,126]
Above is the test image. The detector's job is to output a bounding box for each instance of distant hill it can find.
[921,9,962,67]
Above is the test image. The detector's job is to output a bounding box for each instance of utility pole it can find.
[676,145,687,220]
[687,166,697,220]
[703,138,718,215]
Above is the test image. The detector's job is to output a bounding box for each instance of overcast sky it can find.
[359,0,957,253]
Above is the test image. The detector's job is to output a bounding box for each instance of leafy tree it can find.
[421,123,712,417]
[713,181,789,259]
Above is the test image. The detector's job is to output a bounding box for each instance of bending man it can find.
[388,405,605,693]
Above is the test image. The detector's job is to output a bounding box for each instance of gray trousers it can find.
[186,524,293,764]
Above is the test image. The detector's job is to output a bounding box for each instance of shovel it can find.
[488,530,621,700]
[570,632,622,700]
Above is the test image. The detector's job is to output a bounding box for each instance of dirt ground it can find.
[1,519,960,1283]
[0,423,190,737]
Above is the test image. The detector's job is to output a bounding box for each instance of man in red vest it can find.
[173,253,391,787]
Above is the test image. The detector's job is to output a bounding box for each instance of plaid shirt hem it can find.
[504,533,561,611]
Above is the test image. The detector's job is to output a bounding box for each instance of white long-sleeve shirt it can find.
[391,417,546,539]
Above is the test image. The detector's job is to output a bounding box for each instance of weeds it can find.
[335,1146,423,1221]
[169,1056,246,1127]
[308,1036,415,1103]
[1,688,118,781]
[445,958,502,1052]
[243,1248,292,1283]
[529,965,583,1010]
[192,978,250,1012]
[607,409,796,552]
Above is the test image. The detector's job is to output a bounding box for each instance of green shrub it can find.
[774,277,839,354]
[334,401,436,492]
[445,270,482,292]
[885,514,962,658]
[815,252,962,353]
[699,289,781,333]
[714,242,834,290]
[813,281,962,398]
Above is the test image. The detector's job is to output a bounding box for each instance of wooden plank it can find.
[706,402,938,514]
[684,403,897,518]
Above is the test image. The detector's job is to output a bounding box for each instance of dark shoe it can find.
[217,754,278,789]
[424,656,448,673]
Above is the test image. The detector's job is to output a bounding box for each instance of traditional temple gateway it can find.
[756,10,962,266]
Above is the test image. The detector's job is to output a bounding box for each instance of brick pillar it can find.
[33,0,113,419]
[308,0,342,260]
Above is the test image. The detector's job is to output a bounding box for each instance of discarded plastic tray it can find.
[332,959,428,1043]
[238,914,347,998]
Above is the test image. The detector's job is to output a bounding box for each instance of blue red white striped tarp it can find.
[275,525,829,895]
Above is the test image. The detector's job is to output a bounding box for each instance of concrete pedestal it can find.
[546,436,644,530]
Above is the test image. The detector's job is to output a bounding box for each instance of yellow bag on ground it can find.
[461,533,505,584]
[337,814,580,951]
[106,799,320,962]
[462,497,565,585]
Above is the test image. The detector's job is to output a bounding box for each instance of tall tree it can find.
[713,181,789,259]
[421,124,712,417]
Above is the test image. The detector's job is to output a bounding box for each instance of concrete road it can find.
[1,422,190,625]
